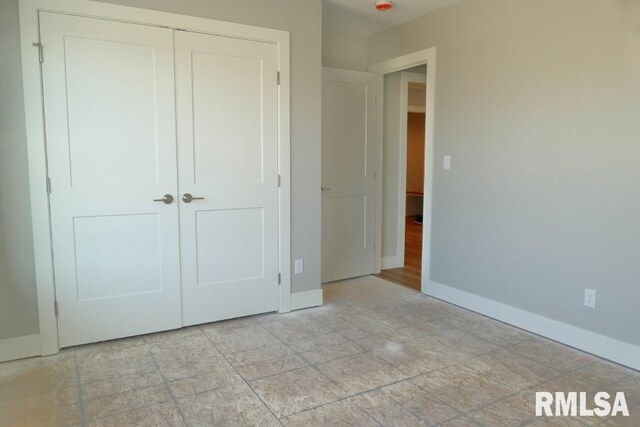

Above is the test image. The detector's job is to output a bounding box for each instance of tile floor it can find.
[0,276,638,426]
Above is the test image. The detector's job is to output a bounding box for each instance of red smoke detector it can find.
[376,1,392,12]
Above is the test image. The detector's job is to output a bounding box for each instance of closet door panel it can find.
[175,31,280,325]
[40,12,181,347]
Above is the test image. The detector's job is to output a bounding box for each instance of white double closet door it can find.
[40,12,280,347]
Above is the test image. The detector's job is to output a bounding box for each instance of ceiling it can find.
[323,0,460,36]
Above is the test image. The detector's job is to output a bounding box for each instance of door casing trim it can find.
[19,0,291,356]
[368,48,436,294]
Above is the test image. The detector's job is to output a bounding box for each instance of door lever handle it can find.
[153,194,174,204]
[182,193,205,203]
[321,187,332,191]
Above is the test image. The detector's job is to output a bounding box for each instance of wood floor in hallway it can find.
[376,215,423,291]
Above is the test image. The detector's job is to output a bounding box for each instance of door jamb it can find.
[19,0,291,355]
[368,48,436,294]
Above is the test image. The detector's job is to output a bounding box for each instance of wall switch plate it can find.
[443,155,451,170]
[584,288,596,308]
[294,259,304,274]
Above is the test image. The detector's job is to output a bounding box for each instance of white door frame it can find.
[396,72,427,268]
[19,0,291,355]
[369,48,436,294]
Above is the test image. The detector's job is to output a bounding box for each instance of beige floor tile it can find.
[199,316,258,332]
[150,336,232,381]
[380,380,461,424]
[527,417,587,426]
[282,397,379,426]
[396,319,459,340]
[571,360,635,388]
[614,373,640,405]
[464,348,561,391]
[523,376,602,426]
[167,367,243,399]
[237,354,309,381]
[83,383,173,421]
[353,389,426,426]
[439,415,482,426]
[336,319,399,341]
[412,364,517,413]
[154,351,232,382]
[299,341,365,364]
[81,370,164,401]
[466,318,534,347]
[178,383,280,426]
[598,414,640,427]
[286,332,349,353]
[405,335,477,364]
[0,358,78,399]
[432,329,499,357]
[2,276,637,426]
[259,313,333,340]
[510,338,596,372]
[77,344,157,384]
[226,343,295,368]
[0,385,79,420]
[1,403,81,427]
[86,401,185,427]
[359,334,454,376]
[142,326,203,344]
[316,352,408,397]
[202,322,280,354]
[250,366,342,417]
[468,392,535,426]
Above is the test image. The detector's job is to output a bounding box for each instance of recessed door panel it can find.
[176,31,279,326]
[195,208,265,286]
[192,52,264,186]
[41,12,181,347]
[73,214,163,300]
[65,37,160,188]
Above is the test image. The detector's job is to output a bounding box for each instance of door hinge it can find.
[46,177,52,194]
[277,174,281,187]
[277,71,280,86]
[54,301,59,316]
[32,42,43,63]
[278,273,282,285]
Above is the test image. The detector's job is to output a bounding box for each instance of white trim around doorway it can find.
[19,0,291,356]
[368,48,436,294]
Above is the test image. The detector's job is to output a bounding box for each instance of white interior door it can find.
[175,31,280,326]
[40,13,181,347]
[322,68,377,283]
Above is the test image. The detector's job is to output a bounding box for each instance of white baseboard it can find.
[291,289,323,311]
[0,334,41,363]
[381,256,401,270]
[427,280,640,371]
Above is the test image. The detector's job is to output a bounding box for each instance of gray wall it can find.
[0,0,322,340]
[381,73,401,260]
[0,0,40,340]
[370,0,640,345]
[322,30,369,72]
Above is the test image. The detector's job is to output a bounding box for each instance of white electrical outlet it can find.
[443,155,451,170]
[294,259,304,274]
[584,288,596,308]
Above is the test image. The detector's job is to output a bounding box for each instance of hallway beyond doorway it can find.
[377,216,423,291]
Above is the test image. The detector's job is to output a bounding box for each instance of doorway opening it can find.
[377,66,428,291]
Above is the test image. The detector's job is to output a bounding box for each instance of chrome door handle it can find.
[182,193,205,203]
[153,194,174,205]
[321,187,332,191]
